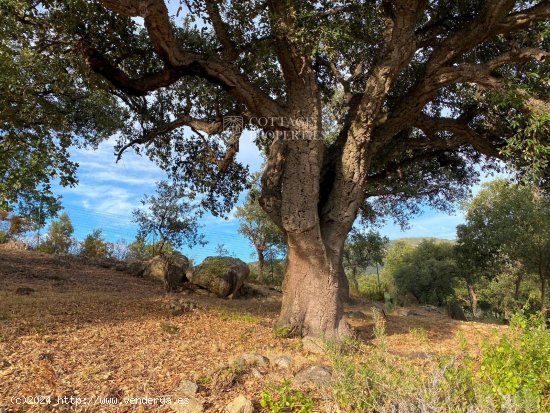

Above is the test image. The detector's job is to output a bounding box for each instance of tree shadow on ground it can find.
[344,302,507,358]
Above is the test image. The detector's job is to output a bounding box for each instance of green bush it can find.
[357,275,385,301]
[39,212,74,254]
[478,310,549,410]
[443,308,550,412]
[80,229,107,258]
[324,308,549,412]
[260,380,313,412]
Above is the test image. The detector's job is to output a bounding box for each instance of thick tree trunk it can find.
[256,246,265,282]
[467,283,478,319]
[261,123,355,340]
[275,230,350,340]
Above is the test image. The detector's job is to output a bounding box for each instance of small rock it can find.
[176,380,199,397]
[302,336,325,354]
[251,367,263,379]
[271,355,292,370]
[169,300,197,316]
[236,353,269,367]
[225,395,254,413]
[172,396,204,413]
[15,287,34,295]
[293,365,332,387]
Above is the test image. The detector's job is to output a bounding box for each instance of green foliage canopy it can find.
[1,0,548,221]
[457,179,550,309]
[388,240,459,305]
[132,180,205,254]
[39,211,74,254]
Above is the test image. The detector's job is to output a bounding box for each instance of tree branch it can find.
[204,0,239,61]
[83,47,180,96]
[94,1,285,119]
[425,0,516,69]
[494,1,550,34]
[413,114,501,158]
[375,45,549,146]
[100,0,187,66]
[265,0,319,111]
[115,114,224,161]
[260,138,286,230]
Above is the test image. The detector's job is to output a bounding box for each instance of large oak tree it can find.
[1,0,549,339]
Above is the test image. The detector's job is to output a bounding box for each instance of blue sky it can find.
[54,131,496,264]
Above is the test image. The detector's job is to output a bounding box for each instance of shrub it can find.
[358,275,385,301]
[39,212,73,254]
[325,308,549,412]
[260,380,313,413]
[80,229,108,258]
[478,309,549,410]
[389,240,458,306]
[442,307,550,412]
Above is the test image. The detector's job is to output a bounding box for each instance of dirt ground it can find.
[0,248,507,412]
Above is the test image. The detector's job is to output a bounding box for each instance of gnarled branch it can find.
[115,114,224,161]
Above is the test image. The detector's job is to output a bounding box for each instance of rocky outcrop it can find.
[188,257,249,298]
[144,253,190,292]
[447,301,467,321]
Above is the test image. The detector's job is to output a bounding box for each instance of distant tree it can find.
[458,180,550,312]
[127,236,174,261]
[455,223,499,318]
[106,239,129,261]
[80,229,108,258]
[389,240,458,306]
[236,176,285,281]
[40,212,74,254]
[343,229,389,296]
[132,181,205,256]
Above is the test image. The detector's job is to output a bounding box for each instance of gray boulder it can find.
[235,352,269,367]
[294,365,332,387]
[270,355,293,370]
[225,395,254,413]
[189,256,249,298]
[399,292,419,306]
[447,301,467,321]
[145,254,190,292]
